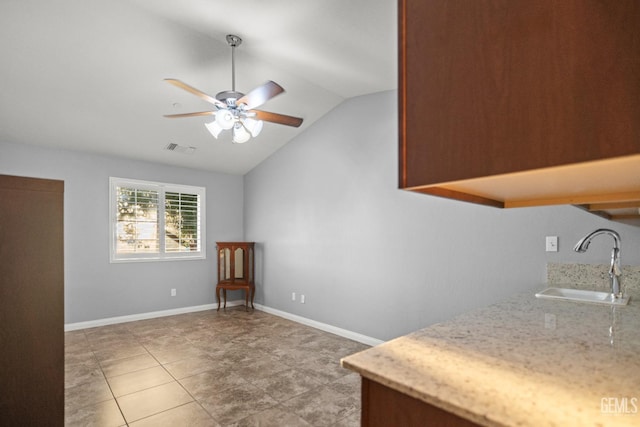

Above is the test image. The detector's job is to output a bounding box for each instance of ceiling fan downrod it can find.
[226,34,242,93]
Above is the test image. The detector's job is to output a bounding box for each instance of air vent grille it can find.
[165,143,196,155]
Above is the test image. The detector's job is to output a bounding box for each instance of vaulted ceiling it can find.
[0,0,397,174]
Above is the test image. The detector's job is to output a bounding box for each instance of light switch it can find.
[545,236,558,252]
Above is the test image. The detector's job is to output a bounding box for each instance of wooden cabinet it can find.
[399,0,640,222]
[361,378,479,427]
[0,175,64,426]
[216,242,255,311]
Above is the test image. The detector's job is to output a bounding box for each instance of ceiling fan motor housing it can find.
[215,90,245,108]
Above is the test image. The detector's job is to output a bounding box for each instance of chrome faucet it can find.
[573,229,622,299]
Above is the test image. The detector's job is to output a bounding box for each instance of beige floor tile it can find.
[108,365,174,397]
[84,323,130,337]
[65,376,113,412]
[65,363,104,389]
[64,374,113,408]
[229,405,313,427]
[326,372,362,398]
[234,356,291,382]
[332,409,361,427]
[282,386,359,427]
[139,334,192,353]
[87,332,138,350]
[163,355,219,379]
[251,368,323,402]
[129,402,219,426]
[65,398,126,427]
[150,344,212,364]
[65,308,369,426]
[101,352,159,378]
[93,343,149,363]
[117,381,193,423]
[65,330,88,344]
[297,353,354,385]
[197,382,279,425]
[179,370,249,399]
[65,348,98,366]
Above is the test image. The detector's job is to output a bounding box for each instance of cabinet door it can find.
[400,0,640,189]
[0,175,64,425]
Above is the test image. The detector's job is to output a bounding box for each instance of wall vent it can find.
[165,143,196,155]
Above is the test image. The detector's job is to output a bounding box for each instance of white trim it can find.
[64,301,243,331]
[64,301,385,347]
[254,303,384,347]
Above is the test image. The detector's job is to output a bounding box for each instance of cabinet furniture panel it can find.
[216,242,255,311]
[399,0,640,219]
[0,174,64,426]
[361,378,479,427]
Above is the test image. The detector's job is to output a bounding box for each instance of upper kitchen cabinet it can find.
[399,0,640,222]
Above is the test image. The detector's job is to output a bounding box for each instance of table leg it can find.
[216,286,221,311]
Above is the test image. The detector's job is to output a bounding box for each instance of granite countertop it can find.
[342,274,640,426]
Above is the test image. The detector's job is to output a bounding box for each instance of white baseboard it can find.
[64,300,244,331]
[64,301,384,347]
[253,303,384,347]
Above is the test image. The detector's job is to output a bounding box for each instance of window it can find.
[110,177,205,262]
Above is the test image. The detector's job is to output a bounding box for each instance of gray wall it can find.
[2,90,639,337]
[0,141,244,323]
[244,90,640,341]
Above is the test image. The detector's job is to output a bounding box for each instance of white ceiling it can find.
[0,0,397,175]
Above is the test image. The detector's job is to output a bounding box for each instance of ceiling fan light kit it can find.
[243,117,263,138]
[215,109,235,130]
[204,120,224,138]
[164,34,303,144]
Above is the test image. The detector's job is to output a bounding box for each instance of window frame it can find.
[109,177,206,263]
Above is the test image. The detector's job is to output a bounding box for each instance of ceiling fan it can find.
[164,34,303,143]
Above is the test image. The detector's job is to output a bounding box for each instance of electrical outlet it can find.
[291,292,296,301]
[301,294,305,304]
[545,236,558,252]
[171,288,176,297]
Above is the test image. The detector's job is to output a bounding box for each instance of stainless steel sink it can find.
[535,287,630,306]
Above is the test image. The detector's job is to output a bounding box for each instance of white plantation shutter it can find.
[165,191,201,253]
[110,177,205,262]
[115,186,159,255]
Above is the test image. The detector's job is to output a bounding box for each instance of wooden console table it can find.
[216,242,255,311]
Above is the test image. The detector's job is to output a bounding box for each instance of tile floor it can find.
[65,306,369,426]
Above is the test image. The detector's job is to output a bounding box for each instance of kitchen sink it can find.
[535,287,630,306]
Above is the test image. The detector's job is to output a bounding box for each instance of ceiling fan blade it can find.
[164,79,225,108]
[163,111,216,119]
[237,81,284,110]
[252,110,304,128]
